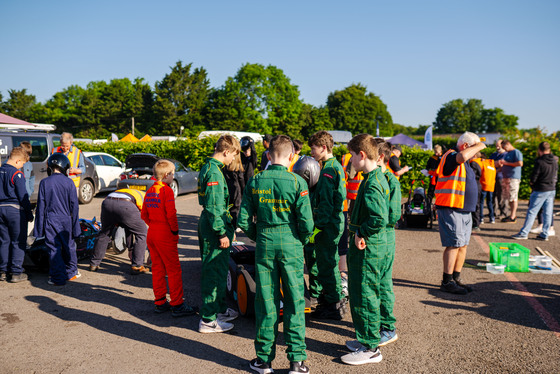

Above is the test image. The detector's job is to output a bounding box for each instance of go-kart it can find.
[227,241,312,317]
[26,218,108,268]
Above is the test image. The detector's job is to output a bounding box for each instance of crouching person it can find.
[89,188,148,274]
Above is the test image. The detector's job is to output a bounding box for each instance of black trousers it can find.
[90,198,147,267]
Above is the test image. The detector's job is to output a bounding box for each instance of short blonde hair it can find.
[348,134,378,160]
[153,159,175,180]
[269,135,294,160]
[9,147,29,162]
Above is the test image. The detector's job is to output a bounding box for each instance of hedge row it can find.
[77,135,560,200]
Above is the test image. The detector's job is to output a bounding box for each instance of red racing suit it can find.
[141,181,184,306]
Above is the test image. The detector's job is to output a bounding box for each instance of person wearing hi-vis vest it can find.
[435,132,486,295]
[386,144,410,180]
[51,132,85,189]
[89,188,149,274]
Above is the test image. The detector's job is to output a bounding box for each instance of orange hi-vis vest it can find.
[288,153,300,172]
[386,152,401,180]
[52,145,82,188]
[472,158,496,192]
[114,188,146,211]
[428,155,440,186]
[341,153,364,209]
[435,150,467,209]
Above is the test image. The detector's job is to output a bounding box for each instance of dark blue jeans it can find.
[480,191,494,222]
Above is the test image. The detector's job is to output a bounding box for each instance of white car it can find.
[83,152,125,192]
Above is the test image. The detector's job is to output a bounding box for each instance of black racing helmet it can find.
[240,136,254,152]
[47,153,71,176]
[292,155,321,191]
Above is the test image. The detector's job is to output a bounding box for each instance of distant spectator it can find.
[293,139,303,155]
[469,154,483,231]
[512,142,558,241]
[426,144,443,203]
[498,140,523,223]
[259,134,273,171]
[475,154,497,224]
[51,132,85,190]
[490,140,507,218]
[240,136,257,187]
[386,145,410,180]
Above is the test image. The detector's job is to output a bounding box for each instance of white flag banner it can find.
[111,133,119,142]
[424,126,433,150]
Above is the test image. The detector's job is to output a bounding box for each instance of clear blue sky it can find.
[2,0,559,132]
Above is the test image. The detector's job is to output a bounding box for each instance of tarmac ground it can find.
[1,193,559,373]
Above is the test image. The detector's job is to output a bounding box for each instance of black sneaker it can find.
[454,278,473,293]
[535,235,549,241]
[501,217,517,223]
[0,271,6,281]
[289,361,310,374]
[440,280,468,295]
[154,301,171,313]
[9,272,28,283]
[311,300,346,320]
[249,358,273,374]
[171,303,198,317]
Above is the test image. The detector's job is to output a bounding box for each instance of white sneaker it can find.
[341,346,382,365]
[217,307,239,322]
[530,225,543,234]
[549,227,556,237]
[198,318,234,333]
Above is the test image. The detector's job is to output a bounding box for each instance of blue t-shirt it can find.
[490,151,506,179]
[502,149,523,179]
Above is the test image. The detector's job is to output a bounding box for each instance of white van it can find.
[198,130,263,143]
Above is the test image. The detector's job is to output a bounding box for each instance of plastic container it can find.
[486,263,506,274]
[533,256,552,268]
[488,242,530,272]
[529,256,537,267]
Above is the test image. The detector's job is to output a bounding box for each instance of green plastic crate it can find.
[488,242,530,272]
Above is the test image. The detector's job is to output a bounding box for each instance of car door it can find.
[100,154,125,190]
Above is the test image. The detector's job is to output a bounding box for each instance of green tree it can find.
[297,104,333,139]
[202,63,303,138]
[1,89,38,121]
[153,61,210,136]
[326,84,393,136]
[480,107,518,133]
[434,98,518,134]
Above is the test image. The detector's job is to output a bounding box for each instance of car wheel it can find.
[237,268,256,317]
[111,226,128,254]
[78,179,94,204]
[170,180,179,198]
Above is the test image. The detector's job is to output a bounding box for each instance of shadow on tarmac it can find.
[418,280,560,332]
[25,295,245,370]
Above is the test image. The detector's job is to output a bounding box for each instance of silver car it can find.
[116,153,198,197]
